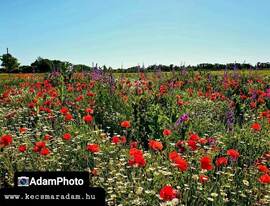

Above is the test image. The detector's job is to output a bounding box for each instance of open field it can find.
[1,69,270,81]
[0,70,270,205]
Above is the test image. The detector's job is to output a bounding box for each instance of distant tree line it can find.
[0,53,91,73]
[114,62,270,73]
[0,52,270,73]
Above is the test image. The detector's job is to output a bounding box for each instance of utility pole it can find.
[6,48,9,54]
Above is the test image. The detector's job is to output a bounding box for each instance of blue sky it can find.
[1,0,270,68]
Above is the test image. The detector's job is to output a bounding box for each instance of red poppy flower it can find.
[169,151,189,171]
[120,120,131,128]
[85,108,94,114]
[257,165,269,173]
[187,140,197,151]
[65,113,73,121]
[148,140,163,151]
[227,149,240,159]
[112,136,120,144]
[169,151,180,162]
[75,95,84,102]
[19,127,27,134]
[250,101,257,109]
[215,157,228,167]
[251,122,261,132]
[33,145,39,152]
[28,102,35,109]
[33,141,46,152]
[83,114,93,123]
[129,148,143,156]
[189,133,199,141]
[60,107,69,115]
[128,148,146,167]
[175,157,189,171]
[0,134,12,147]
[159,85,168,95]
[36,141,46,148]
[258,174,270,184]
[199,174,209,183]
[198,138,208,145]
[44,134,52,140]
[120,136,127,144]
[159,185,177,201]
[163,129,172,136]
[87,91,95,97]
[63,133,71,141]
[200,156,213,170]
[40,147,50,156]
[86,144,100,153]
[129,154,146,167]
[18,145,27,153]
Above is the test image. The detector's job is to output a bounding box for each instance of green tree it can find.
[31,57,52,72]
[0,53,20,72]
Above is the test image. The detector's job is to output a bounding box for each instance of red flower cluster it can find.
[163,129,172,136]
[40,148,50,156]
[60,107,74,122]
[159,185,177,201]
[251,122,261,132]
[0,134,12,147]
[259,174,270,184]
[120,120,131,128]
[227,149,240,160]
[260,110,270,124]
[200,156,213,171]
[159,85,168,95]
[215,157,228,167]
[257,164,269,173]
[86,144,100,153]
[33,141,50,156]
[112,136,126,144]
[169,151,188,172]
[187,139,197,151]
[148,140,163,151]
[18,145,27,153]
[187,133,207,151]
[128,148,146,167]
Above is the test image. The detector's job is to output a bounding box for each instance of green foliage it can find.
[0,53,20,72]
[31,57,52,73]
[187,97,229,136]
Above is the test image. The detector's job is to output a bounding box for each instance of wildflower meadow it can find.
[0,69,269,205]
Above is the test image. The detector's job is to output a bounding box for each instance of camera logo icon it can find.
[18,176,29,187]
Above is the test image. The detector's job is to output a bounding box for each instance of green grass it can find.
[1,70,270,81]
[210,69,270,76]
[0,73,45,80]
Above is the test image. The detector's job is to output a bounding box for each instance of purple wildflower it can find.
[226,109,234,132]
[175,114,189,127]
[207,137,216,146]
